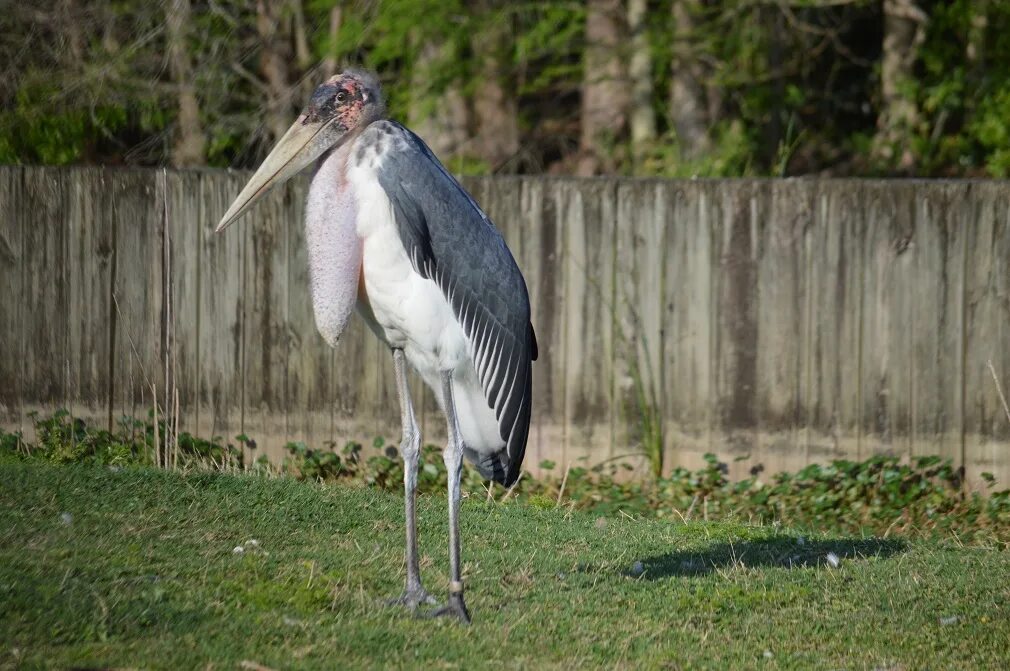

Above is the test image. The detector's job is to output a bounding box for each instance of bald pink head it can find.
[217,69,385,232]
[304,69,386,132]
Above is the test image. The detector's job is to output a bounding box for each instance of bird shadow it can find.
[635,535,907,580]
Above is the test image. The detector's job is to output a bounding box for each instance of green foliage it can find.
[970,83,1010,176]
[315,0,472,123]
[0,75,131,165]
[3,1,1010,175]
[5,409,244,470]
[909,0,1010,175]
[513,3,585,95]
[28,409,142,465]
[278,437,489,494]
[5,411,1009,544]
[522,452,1010,545]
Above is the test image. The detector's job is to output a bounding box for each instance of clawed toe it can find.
[426,593,471,625]
[386,588,437,610]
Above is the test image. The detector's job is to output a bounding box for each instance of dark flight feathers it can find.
[376,121,536,486]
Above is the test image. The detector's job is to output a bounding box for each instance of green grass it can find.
[1,463,1008,670]
[8,411,1010,544]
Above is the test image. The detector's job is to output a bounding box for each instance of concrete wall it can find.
[1,167,1008,482]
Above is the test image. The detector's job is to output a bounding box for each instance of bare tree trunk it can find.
[59,0,85,63]
[670,0,710,159]
[322,3,343,78]
[165,0,206,166]
[257,0,295,146]
[966,1,988,69]
[291,0,312,70]
[627,0,655,166]
[471,7,520,171]
[764,6,785,167]
[291,0,315,98]
[873,0,927,169]
[102,19,120,55]
[409,41,469,160]
[577,0,630,176]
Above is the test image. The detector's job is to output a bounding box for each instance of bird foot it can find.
[426,592,471,625]
[386,586,437,611]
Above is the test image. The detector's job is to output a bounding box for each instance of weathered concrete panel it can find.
[4,168,1010,486]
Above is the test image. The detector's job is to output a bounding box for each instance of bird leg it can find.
[386,348,436,610]
[427,370,472,624]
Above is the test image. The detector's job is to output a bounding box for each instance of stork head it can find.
[216,69,385,232]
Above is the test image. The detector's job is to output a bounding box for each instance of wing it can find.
[375,121,536,485]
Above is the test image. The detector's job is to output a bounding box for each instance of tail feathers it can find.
[464,447,520,487]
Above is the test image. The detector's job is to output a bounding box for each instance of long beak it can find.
[216,116,338,232]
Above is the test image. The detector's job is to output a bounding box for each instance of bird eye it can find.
[335,91,347,103]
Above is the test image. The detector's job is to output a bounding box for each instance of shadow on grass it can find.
[638,536,908,579]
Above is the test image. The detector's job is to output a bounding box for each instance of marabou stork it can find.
[216,69,537,624]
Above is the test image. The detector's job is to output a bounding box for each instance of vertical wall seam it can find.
[62,171,71,416]
[655,183,664,467]
[559,182,570,471]
[908,195,917,462]
[656,183,669,474]
[239,194,247,438]
[162,168,172,467]
[856,194,864,460]
[106,169,118,433]
[17,167,26,433]
[608,181,618,462]
[803,187,815,464]
[283,183,292,445]
[960,185,971,475]
[195,174,203,435]
[711,186,718,456]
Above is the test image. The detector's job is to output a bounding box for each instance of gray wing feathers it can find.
[376,121,535,486]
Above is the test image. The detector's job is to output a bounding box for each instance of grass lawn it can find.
[1,462,1008,670]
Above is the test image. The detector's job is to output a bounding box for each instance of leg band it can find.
[449,580,464,594]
